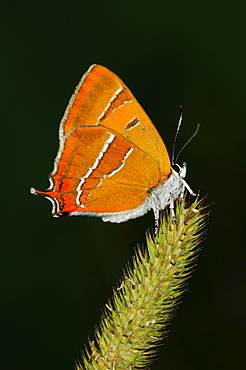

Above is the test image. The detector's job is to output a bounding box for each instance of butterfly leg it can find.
[181,178,196,196]
[169,197,175,220]
[154,209,160,228]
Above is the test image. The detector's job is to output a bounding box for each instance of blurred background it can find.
[1,1,245,369]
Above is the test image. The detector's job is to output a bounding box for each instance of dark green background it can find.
[1,1,245,369]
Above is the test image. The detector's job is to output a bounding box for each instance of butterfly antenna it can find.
[171,106,183,165]
[175,123,200,163]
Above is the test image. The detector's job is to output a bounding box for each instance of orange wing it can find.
[31,65,171,217]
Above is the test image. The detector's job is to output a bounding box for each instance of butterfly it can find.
[31,64,195,224]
